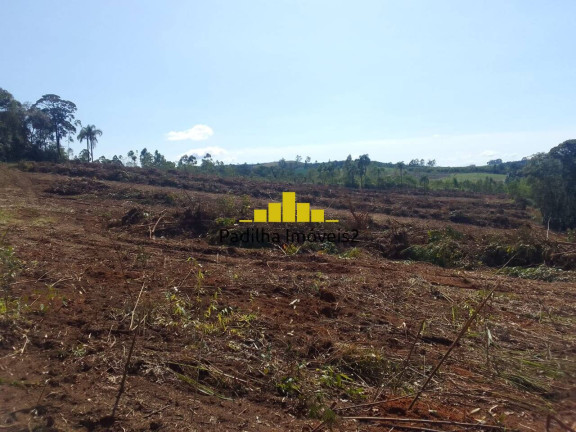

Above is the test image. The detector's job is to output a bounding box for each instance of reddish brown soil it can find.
[1,164,575,432]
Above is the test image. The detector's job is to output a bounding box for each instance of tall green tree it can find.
[25,106,52,155]
[139,148,154,167]
[127,150,138,167]
[396,161,405,185]
[524,140,576,229]
[152,150,175,169]
[77,124,102,162]
[32,94,77,159]
[356,154,371,188]
[0,88,28,161]
[78,149,91,162]
[178,154,197,170]
[201,153,215,172]
[343,155,358,187]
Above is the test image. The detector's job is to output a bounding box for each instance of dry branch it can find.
[341,416,505,430]
[335,394,414,412]
[112,324,138,419]
[547,414,576,432]
[149,210,166,238]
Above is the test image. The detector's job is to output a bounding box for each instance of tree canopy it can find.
[33,94,77,157]
[523,140,576,229]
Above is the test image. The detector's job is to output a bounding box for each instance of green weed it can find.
[72,344,87,357]
[339,247,361,259]
[317,366,365,400]
[277,376,300,396]
[214,217,236,227]
[1,243,22,316]
[0,210,14,225]
[501,265,568,282]
[402,227,466,267]
[404,240,464,267]
[282,243,301,255]
[318,366,352,389]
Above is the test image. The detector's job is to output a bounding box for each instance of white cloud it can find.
[166,124,214,141]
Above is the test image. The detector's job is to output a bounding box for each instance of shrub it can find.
[404,240,464,267]
[501,265,568,282]
[402,227,466,267]
[481,241,545,267]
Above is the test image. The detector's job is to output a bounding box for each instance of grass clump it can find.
[339,247,361,259]
[0,210,13,226]
[317,365,365,400]
[277,376,300,396]
[335,345,396,387]
[1,243,22,317]
[501,265,569,282]
[481,227,550,267]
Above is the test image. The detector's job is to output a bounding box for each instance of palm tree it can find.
[77,124,102,162]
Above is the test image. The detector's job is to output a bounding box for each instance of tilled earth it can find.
[0,164,575,431]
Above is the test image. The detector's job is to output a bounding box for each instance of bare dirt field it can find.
[1,163,575,431]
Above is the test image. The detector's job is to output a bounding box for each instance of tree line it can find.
[83,144,576,230]
[1,88,574,229]
[99,143,576,230]
[0,88,101,163]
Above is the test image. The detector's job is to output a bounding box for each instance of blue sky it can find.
[2,0,575,166]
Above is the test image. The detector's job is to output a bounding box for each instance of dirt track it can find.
[0,164,575,431]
